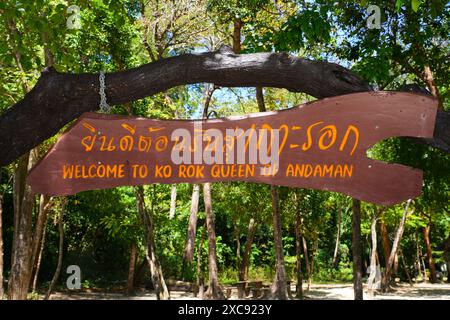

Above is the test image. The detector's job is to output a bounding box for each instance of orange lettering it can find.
[318,125,337,150]
[339,125,359,156]
[63,165,74,179]
[302,122,324,151]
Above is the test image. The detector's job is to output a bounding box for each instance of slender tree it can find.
[184,184,200,263]
[203,183,225,299]
[367,211,379,297]
[45,199,67,300]
[423,223,437,283]
[352,199,363,300]
[332,207,342,268]
[126,242,137,295]
[382,200,412,292]
[135,186,170,300]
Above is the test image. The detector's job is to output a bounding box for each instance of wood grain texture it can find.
[27,92,437,205]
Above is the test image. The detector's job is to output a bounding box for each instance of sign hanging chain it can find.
[99,71,111,113]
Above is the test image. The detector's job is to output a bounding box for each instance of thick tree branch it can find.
[0,45,448,166]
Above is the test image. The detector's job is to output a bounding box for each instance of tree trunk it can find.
[269,186,288,300]
[8,150,37,300]
[238,217,256,282]
[135,187,170,300]
[256,87,287,299]
[196,223,206,299]
[332,207,342,268]
[381,199,411,292]
[202,183,225,300]
[423,64,443,109]
[30,194,51,290]
[256,87,266,111]
[31,223,47,293]
[423,224,437,283]
[184,184,200,263]
[295,209,303,299]
[45,199,66,300]
[0,194,4,299]
[379,220,391,269]
[367,213,379,296]
[352,199,363,300]
[310,238,318,285]
[421,254,428,282]
[443,235,450,284]
[126,242,137,295]
[302,237,311,290]
[184,81,216,264]
[169,184,177,219]
[233,18,242,54]
[393,253,399,278]
[233,216,241,272]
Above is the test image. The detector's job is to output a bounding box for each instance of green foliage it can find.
[0,0,449,293]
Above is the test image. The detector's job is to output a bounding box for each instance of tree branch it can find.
[0,45,448,167]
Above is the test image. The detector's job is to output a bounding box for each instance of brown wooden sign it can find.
[27,92,437,205]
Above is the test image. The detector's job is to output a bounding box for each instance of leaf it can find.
[396,0,403,12]
[411,0,420,12]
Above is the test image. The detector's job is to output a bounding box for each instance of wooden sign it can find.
[27,92,437,205]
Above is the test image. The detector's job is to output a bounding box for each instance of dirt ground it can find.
[46,283,450,300]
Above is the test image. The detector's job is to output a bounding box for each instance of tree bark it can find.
[233,216,241,272]
[295,207,303,298]
[367,213,379,296]
[381,199,411,292]
[302,237,311,290]
[202,183,225,300]
[256,86,288,299]
[352,199,363,300]
[380,220,391,269]
[196,223,206,299]
[8,150,37,300]
[238,217,256,282]
[256,87,266,111]
[332,207,342,268]
[169,184,177,219]
[423,224,437,283]
[443,235,450,284]
[269,186,288,300]
[126,242,137,295]
[29,194,51,290]
[310,238,318,284]
[233,19,242,54]
[393,252,399,279]
[45,199,66,300]
[184,184,200,263]
[135,186,170,300]
[31,223,47,293]
[423,64,443,110]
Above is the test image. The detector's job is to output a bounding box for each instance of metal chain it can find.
[99,71,110,113]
